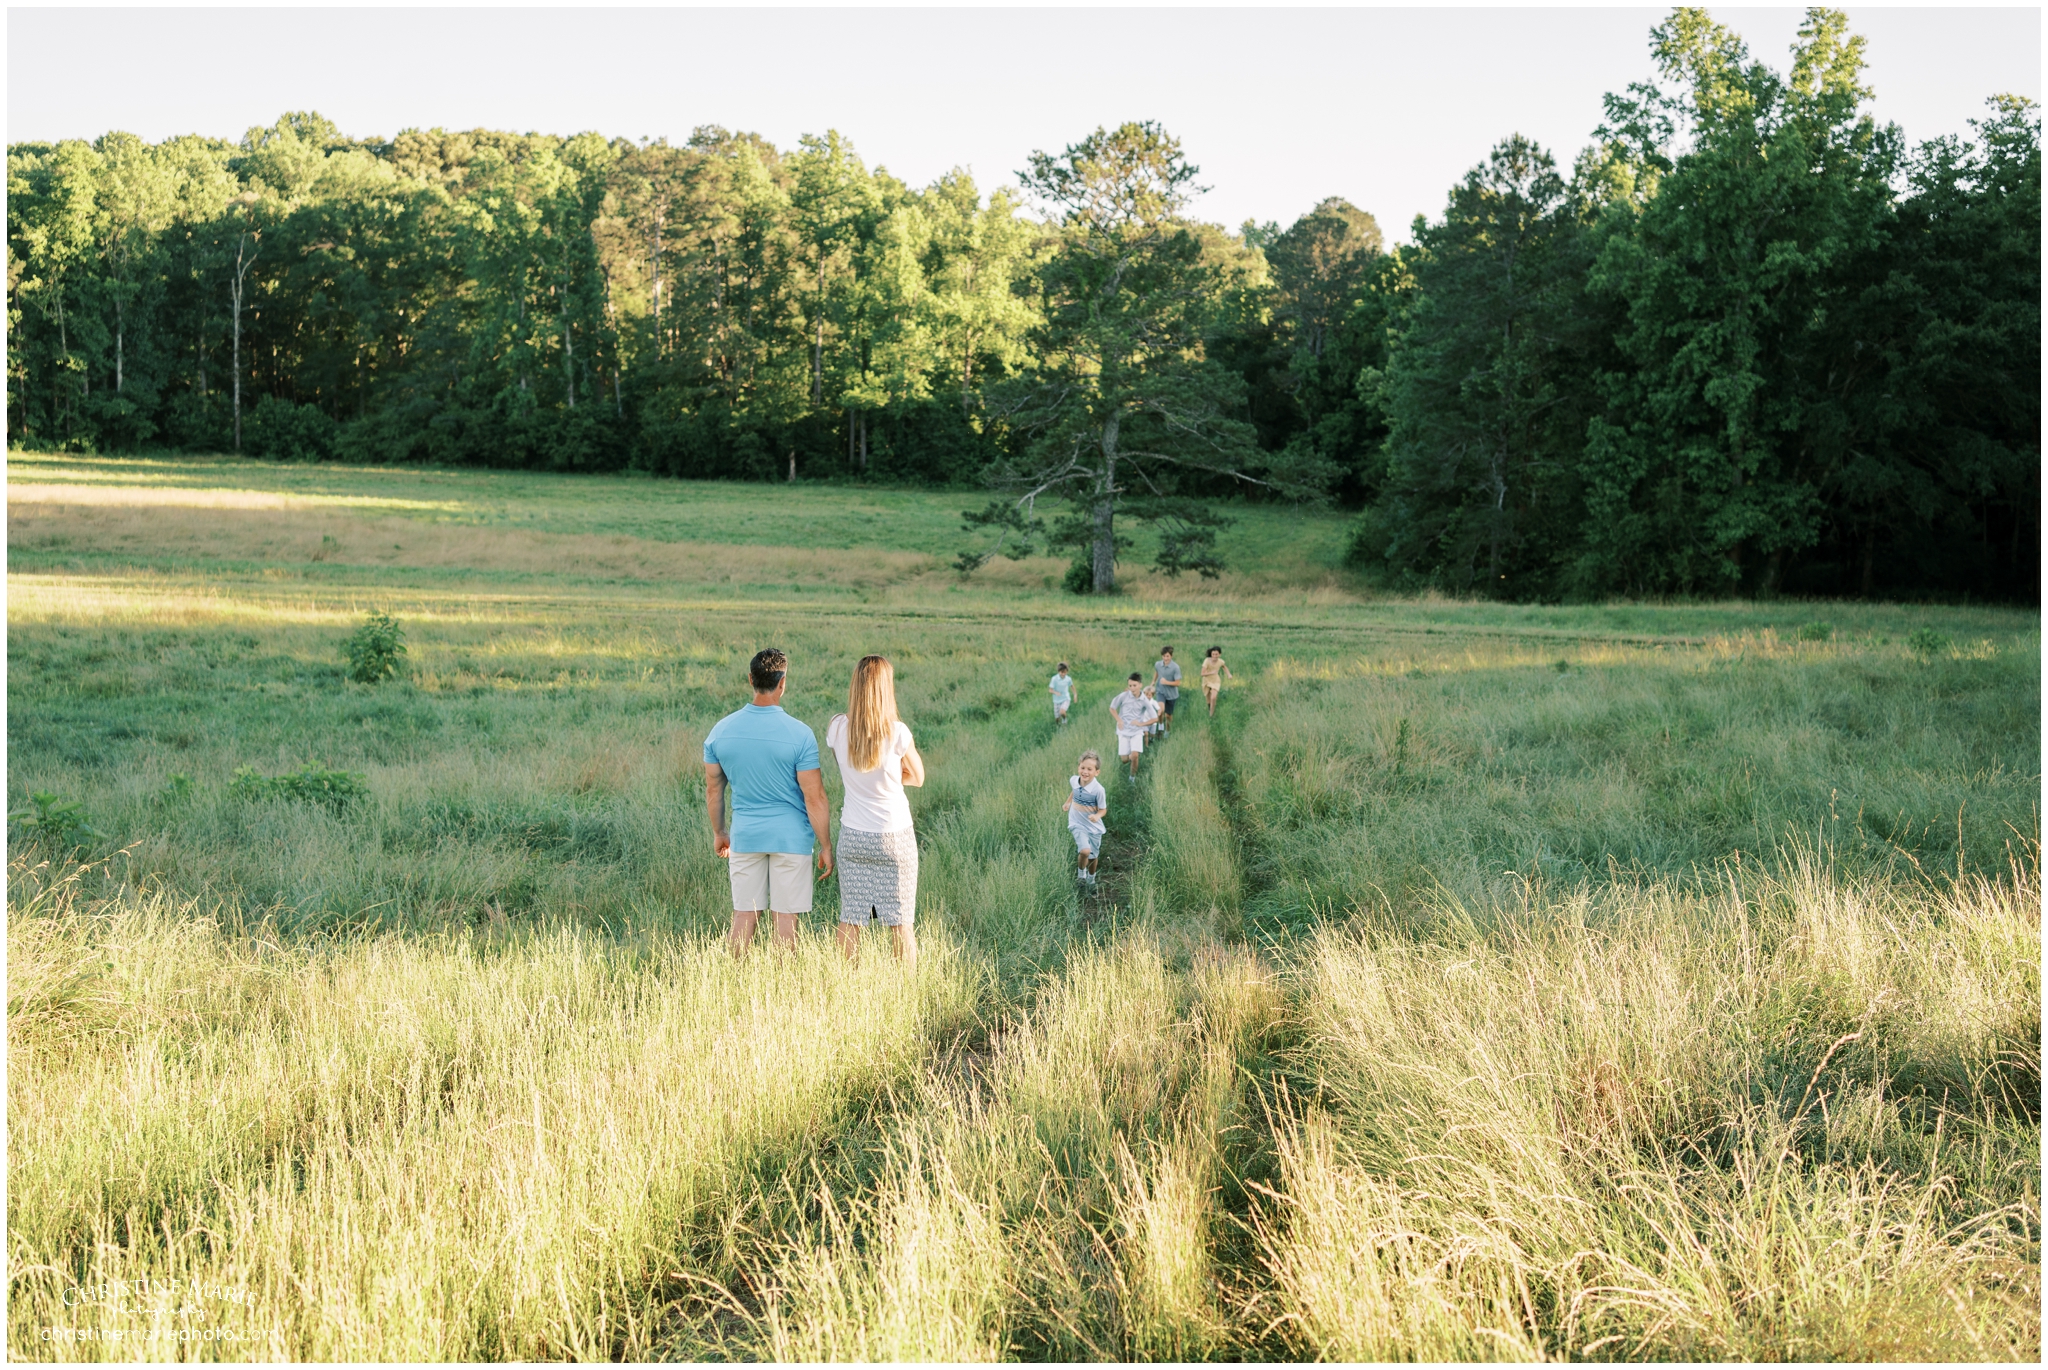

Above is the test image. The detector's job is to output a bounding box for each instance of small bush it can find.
[1906,627,1951,661]
[1342,508,1387,568]
[1063,557,1095,595]
[8,792,104,852]
[228,764,369,810]
[154,773,194,807]
[344,612,407,683]
[245,394,339,462]
[1798,621,1834,641]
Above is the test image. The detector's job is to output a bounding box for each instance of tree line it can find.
[8,8,2037,600]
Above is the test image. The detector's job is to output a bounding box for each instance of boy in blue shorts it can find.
[1064,749,1107,885]
[1152,646,1182,737]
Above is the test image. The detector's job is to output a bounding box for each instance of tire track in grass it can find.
[671,711,1220,1357]
[1204,684,1282,948]
[1142,692,1303,1358]
[670,679,1296,1359]
[1081,760,1156,933]
[1071,689,1293,1357]
[643,681,1081,1355]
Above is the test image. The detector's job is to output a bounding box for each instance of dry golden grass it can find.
[708,934,1282,1362]
[10,473,1366,604]
[9,497,947,592]
[1260,855,2041,1361]
[7,480,462,514]
[6,857,981,1361]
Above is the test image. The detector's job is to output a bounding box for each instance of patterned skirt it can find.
[836,827,919,927]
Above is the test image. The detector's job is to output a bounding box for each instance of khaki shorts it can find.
[728,851,814,914]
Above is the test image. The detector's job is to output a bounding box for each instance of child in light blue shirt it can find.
[1063,749,1107,884]
[1048,662,1074,725]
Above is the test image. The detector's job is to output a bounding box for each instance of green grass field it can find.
[8,453,2040,1360]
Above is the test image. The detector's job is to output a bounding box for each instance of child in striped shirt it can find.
[1064,750,1107,884]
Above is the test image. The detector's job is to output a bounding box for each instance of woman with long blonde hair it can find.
[823,655,925,964]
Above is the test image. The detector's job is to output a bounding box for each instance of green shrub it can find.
[1798,621,1834,641]
[154,773,194,807]
[344,612,407,683]
[9,792,104,852]
[228,764,369,810]
[245,394,339,463]
[1062,557,1094,595]
[1342,508,1386,568]
[1906,627,1951,661]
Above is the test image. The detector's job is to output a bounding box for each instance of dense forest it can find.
[8,9,2038,600]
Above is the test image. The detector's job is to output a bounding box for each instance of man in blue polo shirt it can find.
[703,647,833,955]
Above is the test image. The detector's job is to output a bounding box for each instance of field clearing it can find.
[7,453,2040,1361]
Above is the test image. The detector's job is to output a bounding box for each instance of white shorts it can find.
[1071,824,1101,855]
[1054,699,1070,716]
[728,851,814,914]
[1117,728,1145,757]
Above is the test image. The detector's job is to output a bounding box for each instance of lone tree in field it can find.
[960,122,1322,592]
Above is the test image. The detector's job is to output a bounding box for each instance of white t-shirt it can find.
[1112,690,1151,732]
[824,715,916,834]
[1049,673,1073,704]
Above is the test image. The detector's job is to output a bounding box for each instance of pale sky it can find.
[8,6,2040,242]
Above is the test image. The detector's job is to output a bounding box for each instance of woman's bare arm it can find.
[900,744,926,788]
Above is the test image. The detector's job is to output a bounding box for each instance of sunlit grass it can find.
[7,451,2039,1361]
[6,451,1356,592]
[703,933,1281,1362]
[1236,630,2037,931]
[1262,852,2041,1361]
[7,856,980,1361]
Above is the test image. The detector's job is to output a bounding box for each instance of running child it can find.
[1109,673,1152,780]
[1152,646,1182,736]
[1143,684,1165,740]
[1064,750,1108,885]
[1200,646,1234,717]
[1048,662,1074,725]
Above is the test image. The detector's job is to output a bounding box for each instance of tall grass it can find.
[1239,635,2038,934]
[1138,729,1242,945]
[709,935,1281,1362]
[7,856,977,1360]
[10,454,2040,1361]
[1261,851,2041,1361]
[6,588,1136,939]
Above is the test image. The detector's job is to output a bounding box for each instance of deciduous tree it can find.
[963,122,1314,592]
[1364,136,1602,595]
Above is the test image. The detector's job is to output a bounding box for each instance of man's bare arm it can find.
[796,768,834,879]
[704,762,731,857]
